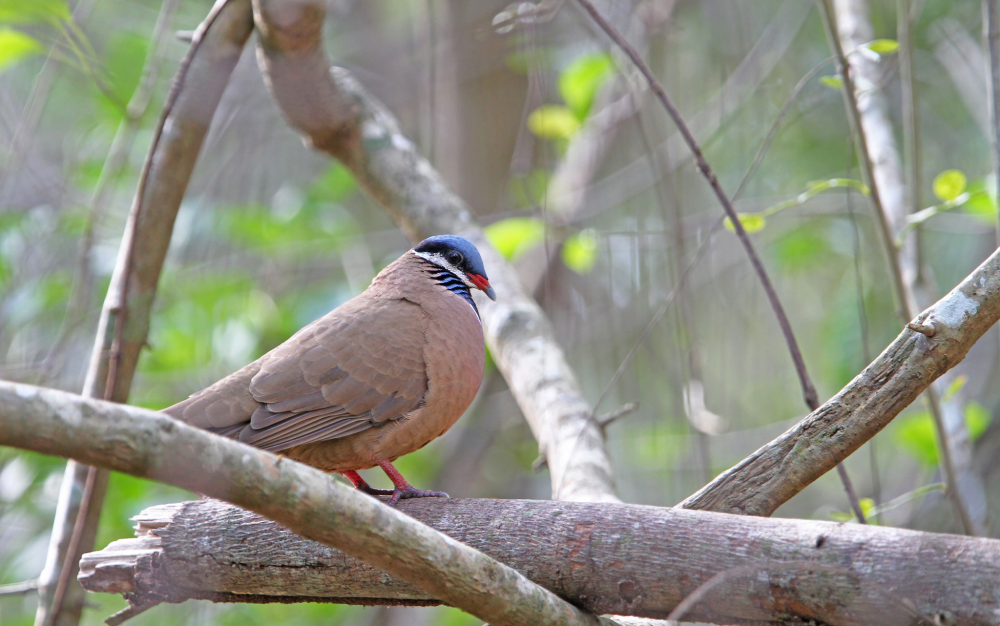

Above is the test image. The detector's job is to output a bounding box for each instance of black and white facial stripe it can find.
[413,250,480,316]
[411,234,496,314]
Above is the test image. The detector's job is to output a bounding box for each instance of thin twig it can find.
[731,57,835,200]
[551,218,718,495]
[104,598,161,626]
[40,0,181,383]
[596,401,639,434]
[591,218,720,417]
[574,0,818,411]
[681,245,1000,516]
[0,580,38,597]
[633,94,716,484]
[0,0,99,197]
[986,0,1000,248]
[39,1,248,623]
[816,0,974,535]
[574,0,868,522]
[816,0,911,316]
[898,0,924,278]
[985,0,1000,406]
[845,161,879,507]
[43,467,98,626]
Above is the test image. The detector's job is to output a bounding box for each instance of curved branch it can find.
[0,382,599,626]
[681,246,1000,515]
[35,2,257,625]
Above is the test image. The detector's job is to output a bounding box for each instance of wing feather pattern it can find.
[163,296,429,453]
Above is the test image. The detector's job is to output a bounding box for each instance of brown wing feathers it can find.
[163,288,430,453]
[162,239,490,484]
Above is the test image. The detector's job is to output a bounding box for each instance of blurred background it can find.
[1,0,999,624]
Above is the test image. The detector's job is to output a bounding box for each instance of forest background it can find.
[1,0,999,624]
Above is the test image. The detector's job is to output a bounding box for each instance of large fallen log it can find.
[80,498,1000,626]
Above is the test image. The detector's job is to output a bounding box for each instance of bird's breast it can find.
[372,289,484,460]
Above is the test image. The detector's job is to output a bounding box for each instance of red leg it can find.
[376,459,449,506]
[341,470,394,497]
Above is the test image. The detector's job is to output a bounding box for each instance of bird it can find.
[163,235,496,506]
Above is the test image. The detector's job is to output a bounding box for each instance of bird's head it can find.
[413,235,497,301]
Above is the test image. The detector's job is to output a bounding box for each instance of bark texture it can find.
[79,498,1000,626]
[0,380,599,626]
[681,245,1000,515]
[251,0,618,502]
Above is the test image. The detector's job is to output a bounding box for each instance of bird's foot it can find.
[373,459,449,506]
[359,485,396,497]
[342,470,395,497]
[386,487,450,507]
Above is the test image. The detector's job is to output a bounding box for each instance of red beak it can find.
[468,274,497,301]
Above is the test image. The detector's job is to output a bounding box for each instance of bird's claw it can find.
[386,487,450,507]
[358,485,396,497]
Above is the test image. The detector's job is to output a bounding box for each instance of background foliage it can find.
[1,0,999,624]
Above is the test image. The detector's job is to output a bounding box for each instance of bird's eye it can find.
[447,251,463,265]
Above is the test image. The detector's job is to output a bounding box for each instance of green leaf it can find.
[0,0,70,24]
[933,169,967,202]
[819,75,843,89]
[723,213,766,234]
[308,163,356,203]
[859,497,876,521]
[562,228,598,274]
[942,374,967,403]
[558,52,614,118]
[966,402,991,442]
[484,217,545,261]
[963,177,998,222]
[895,411,938,467]
[863,39,900,54]
[896,405,991,468]
[0,28,41,72]
[527,105,580,139]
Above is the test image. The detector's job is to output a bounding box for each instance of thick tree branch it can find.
[78,498,1000,625]
[35,2,257,625]
[250,0,617,502]
[681,245,1000,515]
[0,381,601,626]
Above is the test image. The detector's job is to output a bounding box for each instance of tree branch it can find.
[35,2,257,625]
[681,245,1000,515]
[571,0,872,522]
[572,0,819,413]
[250,0,617,502]
[986,0,1000,248]
[0,381,601,626]
[820,0,984,535]
[76,497,1000,625]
